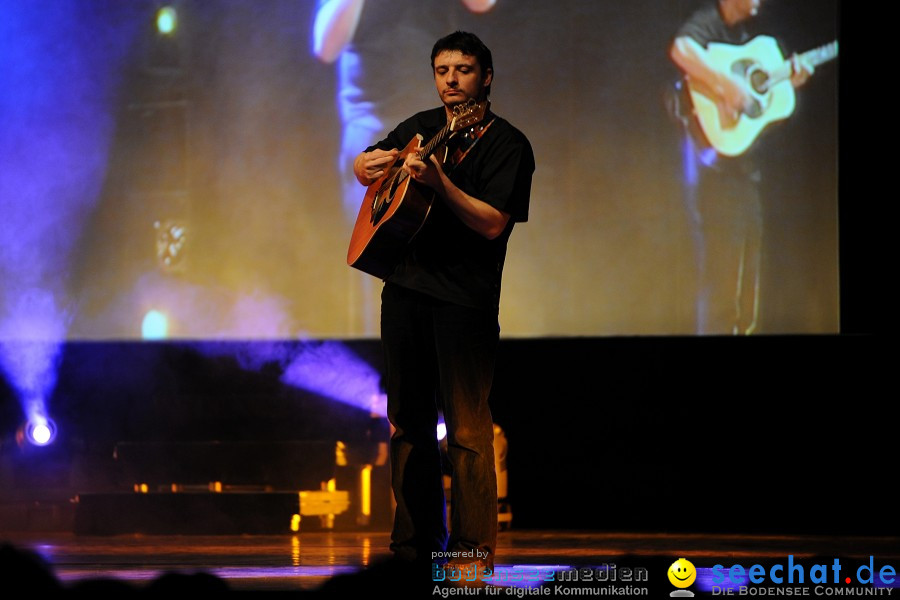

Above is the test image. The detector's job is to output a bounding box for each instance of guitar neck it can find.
[803,40,839,69]
[770,40,838,87]
[418,100,489,160]
[420,121,453,161]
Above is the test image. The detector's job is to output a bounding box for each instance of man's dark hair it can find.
[431,31,493,95]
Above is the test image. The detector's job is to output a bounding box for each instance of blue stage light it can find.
[23,416,58,447]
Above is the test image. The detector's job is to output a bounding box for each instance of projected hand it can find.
[722,74,753,120]
[790,53,814,87]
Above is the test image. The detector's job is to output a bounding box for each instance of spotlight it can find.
[142,310,169,339]
[148,6,183,69]
[156,6,178,36]
[436,421,447,441]
[21,417,58,447]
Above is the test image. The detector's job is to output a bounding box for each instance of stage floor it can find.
[3,530,899,594]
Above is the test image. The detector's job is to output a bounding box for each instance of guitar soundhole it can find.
[748,68,769,95]
[732,60,766,119]
[371,165,404,225]
[371,187,389,225]
[387,165,404,199]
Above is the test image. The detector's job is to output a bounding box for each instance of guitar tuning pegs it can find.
[453,99,476,116]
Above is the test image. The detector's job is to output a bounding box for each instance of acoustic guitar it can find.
[347,99,489,279]
[685,36,837,156]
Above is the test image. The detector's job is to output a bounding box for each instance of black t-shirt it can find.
[367,106,534,310]
[677,3,750,48]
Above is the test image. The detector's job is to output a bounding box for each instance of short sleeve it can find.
[475,130,534,223]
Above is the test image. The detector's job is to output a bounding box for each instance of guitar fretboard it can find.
[803,41,838,68]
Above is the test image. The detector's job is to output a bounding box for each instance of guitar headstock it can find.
[449,100,489,132]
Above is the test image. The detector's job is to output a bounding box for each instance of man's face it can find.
[433,50,492,110]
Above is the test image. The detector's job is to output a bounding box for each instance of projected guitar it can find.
[685,36,838,156]
[347,99,489,279]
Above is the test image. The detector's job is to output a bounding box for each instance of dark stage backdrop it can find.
[2,337,893,536]
[1,0,839,342]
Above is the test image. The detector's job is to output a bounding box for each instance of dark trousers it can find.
[683,139,762,335]
[380,282,498,565]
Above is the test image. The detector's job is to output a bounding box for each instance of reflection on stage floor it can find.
[3,530,899,593]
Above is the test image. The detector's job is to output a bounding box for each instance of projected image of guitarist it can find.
[669,0,835,335]
[349,31,534,578]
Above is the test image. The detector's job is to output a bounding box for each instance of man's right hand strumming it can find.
[719,73,753,121]
[354,148,399,185]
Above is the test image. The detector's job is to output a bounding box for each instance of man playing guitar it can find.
[352,31,534,581]
[670,0,813,130]
[668,0,818,335]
